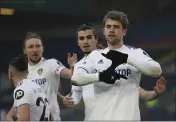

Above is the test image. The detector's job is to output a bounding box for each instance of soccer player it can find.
[6,55,51,121]
[23,32,75,120]
[64,24,166,119]
[70,10,162,120]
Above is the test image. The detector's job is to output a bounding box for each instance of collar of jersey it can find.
[16,79,24,87]
[28,57,45,70]
[104,45,126,52]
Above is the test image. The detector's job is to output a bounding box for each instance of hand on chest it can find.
[94,56,138,78]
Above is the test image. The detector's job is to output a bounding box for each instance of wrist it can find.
[153,90,160,99]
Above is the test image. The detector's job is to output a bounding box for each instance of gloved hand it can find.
[101,50,128,69]
[99,66,127,84]
[99,50,128,84]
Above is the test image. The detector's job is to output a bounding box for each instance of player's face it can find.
[104,18,127,45]
[78,29,97,54]
[24,38,43,64]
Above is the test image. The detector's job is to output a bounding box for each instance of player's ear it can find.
[8,69,13,79]
[23,48,26,55]
[123,29,127,36]
[103,28,105,36]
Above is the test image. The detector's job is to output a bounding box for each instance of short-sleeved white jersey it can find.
[72,45,156,120]
[27,57,65,120]
[13,79,51,121]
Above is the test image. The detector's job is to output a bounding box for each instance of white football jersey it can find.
[13,79,51,121]
[72,45,156,120]
[27,57,65,120]
[72,57,95,119]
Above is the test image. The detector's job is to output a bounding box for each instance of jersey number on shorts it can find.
[36,97,50,121]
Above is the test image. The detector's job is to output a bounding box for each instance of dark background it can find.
[0,0,175,120]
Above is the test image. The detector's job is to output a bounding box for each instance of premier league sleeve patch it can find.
[14,89,24,100]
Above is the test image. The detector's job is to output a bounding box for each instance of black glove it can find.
[98,50,128,84]
[99,67,127,84]
[101,50,128,69]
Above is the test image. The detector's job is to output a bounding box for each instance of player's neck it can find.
[14,76,26,87]
[28,58,42,65]
[84,48,97,56]
[108,41,123,50]
[84,52,91,56]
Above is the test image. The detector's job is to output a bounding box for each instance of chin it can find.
[108,39,119,45]
[30,58,42,64]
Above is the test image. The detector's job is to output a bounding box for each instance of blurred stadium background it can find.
[0,0,175,121]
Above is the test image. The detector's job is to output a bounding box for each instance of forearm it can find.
[139,89,158,101]
[128,54,162,77]
[71,73,99,86]
[6,106,16,121]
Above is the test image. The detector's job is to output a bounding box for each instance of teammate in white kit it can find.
[64,24,166,119]
[24,32,73,120]
[70,10,162,120]
[6,55,51,121]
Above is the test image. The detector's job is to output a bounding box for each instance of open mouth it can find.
[83,46,90,48]
[32,54,39,57]
[108,35,115,37]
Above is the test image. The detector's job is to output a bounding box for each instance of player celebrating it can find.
[6,55,51,121]
[24,32,73,120]
[70,10,162,120]
[64,24,166,119]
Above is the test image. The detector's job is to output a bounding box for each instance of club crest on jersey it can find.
[38,68,43,75]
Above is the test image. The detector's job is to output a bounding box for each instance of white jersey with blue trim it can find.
[27,57,65,120]
[13,79,51,121]
[72,45,158,120]
[72,56,95,119]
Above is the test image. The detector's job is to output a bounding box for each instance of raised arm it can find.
[139,76,166,101]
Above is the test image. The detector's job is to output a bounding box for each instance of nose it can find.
[32,46,38,52]
[83,38,88,44]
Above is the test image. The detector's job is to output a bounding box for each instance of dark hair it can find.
[9,55,28,72]
[103,10,129,29]
[77,24,98,39]
[23,31,43,48]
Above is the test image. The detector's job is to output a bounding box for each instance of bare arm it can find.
[139,76,166,101]
[6,105,16,121]
[16,104,30,121]
[139,88,158,101]
[60,68,72,79]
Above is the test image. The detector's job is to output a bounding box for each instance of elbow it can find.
[145,62,162,77]
[150,64,162,77]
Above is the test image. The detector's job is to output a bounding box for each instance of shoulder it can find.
[45,58,64,68]
[75,57,85,66]
[88,49,104,59]
[13,83,29,100]
[133,48,150,57]
[125,45,144,53]
[125,45,137,50]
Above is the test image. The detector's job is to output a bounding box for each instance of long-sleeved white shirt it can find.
[71,45,162,120]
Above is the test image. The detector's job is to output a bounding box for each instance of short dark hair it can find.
[23,31,43,48]
[103,10,129,29]
[77,24,98,39]
[9,55,28,72]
